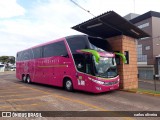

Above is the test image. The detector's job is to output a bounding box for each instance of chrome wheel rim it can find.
[66,81,72,90]
[23,76,26,82]
[27,77,30,83]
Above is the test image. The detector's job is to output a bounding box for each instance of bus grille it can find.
[104,81,118,86]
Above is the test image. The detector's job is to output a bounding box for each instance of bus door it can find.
[76,54,94,91]
[74,54,88,90]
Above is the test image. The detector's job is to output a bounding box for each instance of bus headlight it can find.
[91,79,104,85]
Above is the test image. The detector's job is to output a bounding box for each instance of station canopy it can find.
[72,11,149,39]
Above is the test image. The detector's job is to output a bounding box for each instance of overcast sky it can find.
[0,0,160,57]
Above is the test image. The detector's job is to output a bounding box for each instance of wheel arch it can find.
[22,74,25,79]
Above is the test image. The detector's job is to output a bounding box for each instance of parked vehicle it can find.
[16,35,120,93]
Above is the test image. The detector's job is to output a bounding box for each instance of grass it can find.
[137,88,160,95]
[121,88,160,96]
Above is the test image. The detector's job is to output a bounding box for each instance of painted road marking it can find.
[0,86,29,91]
[0,93,47,97]
[0,95,51,102]
[0,102,49,109]
[1,81,107,111]
[1,78,133,120]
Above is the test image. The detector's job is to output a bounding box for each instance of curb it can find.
[137,91,160,97]
[120,89,160,97]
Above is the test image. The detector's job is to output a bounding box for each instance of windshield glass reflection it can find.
[94,57,117,78]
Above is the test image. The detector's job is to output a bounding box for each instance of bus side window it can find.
[33,47,42,59]
[43,41,68,58]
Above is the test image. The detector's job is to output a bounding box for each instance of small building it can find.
[126,11,160,80]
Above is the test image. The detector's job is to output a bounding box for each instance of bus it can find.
[16,35,120,93]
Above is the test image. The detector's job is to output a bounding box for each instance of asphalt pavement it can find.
[0,71,160,120]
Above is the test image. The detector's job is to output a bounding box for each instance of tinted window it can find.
[17,51,23,61]
[33,47,42,59]
[74,54,85,73]
[43,41,68,58]
[16,53,19,61]
[66,36,95,74]
[24,49,34,60]
[23,50,29,60]
[0,65,4,67]
[17,49,34,61]
[88,37,113,52]
[66,36,89,54]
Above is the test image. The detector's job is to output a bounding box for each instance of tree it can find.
[0,56,15,64]
[0,56,9,64]
[9,56,15,64]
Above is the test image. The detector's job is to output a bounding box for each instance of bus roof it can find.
[17,34,108,53]
[17,35,89,53]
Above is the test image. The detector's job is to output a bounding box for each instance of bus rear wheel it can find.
[22,75,26,83]
[26,75,31,84]
[65,79,73,92]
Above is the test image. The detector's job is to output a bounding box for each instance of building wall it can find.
[128,11,160,80]
[134,18,154,65]
[133,18,154,79]
[152,17,160,58]
[107,35,138,90]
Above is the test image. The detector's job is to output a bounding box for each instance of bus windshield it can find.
[94,57,117,78]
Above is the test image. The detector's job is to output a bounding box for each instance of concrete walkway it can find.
[138,79,160,91]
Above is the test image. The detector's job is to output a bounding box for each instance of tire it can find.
[26,75,31,84]
[22,75,26,83]
[64,79,73,92]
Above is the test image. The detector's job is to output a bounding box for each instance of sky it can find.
[0,0,160,57]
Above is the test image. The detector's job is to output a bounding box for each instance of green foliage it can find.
[0,56,15,64]
[138,89,160,94]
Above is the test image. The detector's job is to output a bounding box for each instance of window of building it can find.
[137,44,147,62]
[145,46,150,50]
[138,22,149,29]
[137,44,142,55]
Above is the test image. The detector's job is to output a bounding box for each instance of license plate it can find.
[110,87,114,90]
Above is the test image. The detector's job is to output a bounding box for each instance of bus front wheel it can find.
[65,79,73,92]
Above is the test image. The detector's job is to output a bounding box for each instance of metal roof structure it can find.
[72,11,149,39]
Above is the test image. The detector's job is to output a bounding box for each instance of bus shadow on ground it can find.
[16,80,117,96]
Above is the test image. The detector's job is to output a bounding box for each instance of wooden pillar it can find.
[107,35,138,90]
